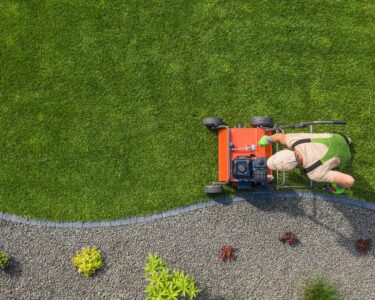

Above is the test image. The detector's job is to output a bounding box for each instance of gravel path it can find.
[0,197,374,300]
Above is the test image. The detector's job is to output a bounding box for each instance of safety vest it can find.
[291,133,351,173]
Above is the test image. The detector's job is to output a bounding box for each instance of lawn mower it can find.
[203,116,347,194]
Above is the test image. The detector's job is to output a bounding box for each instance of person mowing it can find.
[258,132,354,194]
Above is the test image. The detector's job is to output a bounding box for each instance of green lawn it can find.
[1,0,374,221]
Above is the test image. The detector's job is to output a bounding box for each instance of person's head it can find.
[267,150,298,172]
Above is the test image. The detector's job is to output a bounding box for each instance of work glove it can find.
[258,135,272,147]
[329,183,346,194]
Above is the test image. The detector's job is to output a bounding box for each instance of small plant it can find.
[279,230,300,246]
[302,276,341,300]
[72,245,103,277]
[219,243,236,262]
[356,238,372,254]
[0,251,9,270]
[144,253,200,300]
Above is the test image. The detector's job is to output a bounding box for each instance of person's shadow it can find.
[330,141,375,257]
[241,193,374,258]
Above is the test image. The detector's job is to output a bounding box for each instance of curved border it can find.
[0,191,374,228]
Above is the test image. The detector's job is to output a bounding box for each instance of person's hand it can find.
[258,135,271,147]
[330,183,346,194]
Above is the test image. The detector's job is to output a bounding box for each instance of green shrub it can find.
[72,246,103,277]
[0,251,9,270]
[302,276,341,300]
[144,253,200,300]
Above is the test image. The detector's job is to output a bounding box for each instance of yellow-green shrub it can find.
[0,251,9,270]
[144,253,200,300]
[72,246,103,277]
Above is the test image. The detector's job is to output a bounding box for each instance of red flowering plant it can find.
[356,238,372,254]
[279,230,300,246]
[219,243,236,262]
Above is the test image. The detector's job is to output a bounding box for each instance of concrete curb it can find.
[0,192,374,228]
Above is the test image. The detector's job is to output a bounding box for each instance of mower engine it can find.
[232,156,268,182]
[203,116,274,194]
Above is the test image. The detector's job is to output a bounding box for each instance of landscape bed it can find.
[0,198,374,299]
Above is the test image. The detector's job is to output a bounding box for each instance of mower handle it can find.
[266,120,347,131]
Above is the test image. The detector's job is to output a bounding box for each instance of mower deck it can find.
[218,127,272,182]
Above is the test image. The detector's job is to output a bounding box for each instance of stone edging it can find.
[0,191,374,228]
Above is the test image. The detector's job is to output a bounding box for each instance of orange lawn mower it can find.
[203,116,348,194]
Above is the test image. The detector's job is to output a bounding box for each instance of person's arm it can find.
[269,133,287,146]
[331,171,355,188]
[258,133,287,147]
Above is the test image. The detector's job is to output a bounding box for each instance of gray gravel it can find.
[0,197,374,300]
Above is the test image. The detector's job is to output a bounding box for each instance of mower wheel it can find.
[203,185,225,194]
[250,116,274,128]
[203,117,224,130]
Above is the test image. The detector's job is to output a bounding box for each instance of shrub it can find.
[219,243,236,262]
[279,230,300,246]
[72,246,103,277]
[302,276,341,300]
[0,251,9,270]
[356,238,372,254]
[144,253,200,300]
